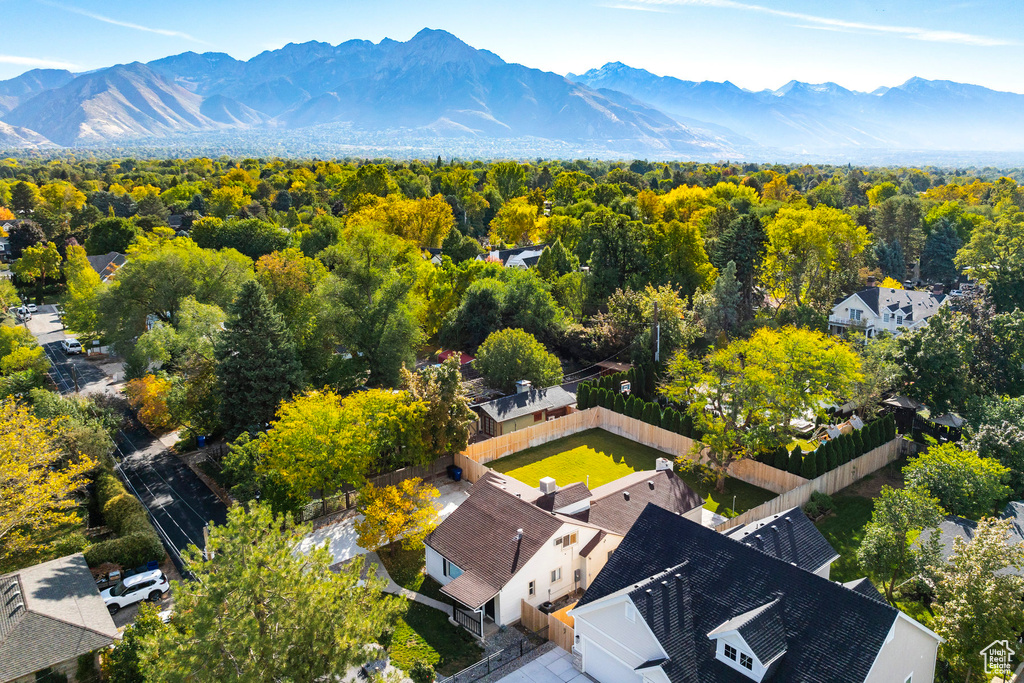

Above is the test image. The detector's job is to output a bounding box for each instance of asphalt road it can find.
[25,307,228,574]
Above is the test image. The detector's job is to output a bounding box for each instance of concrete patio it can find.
[494,648,590,683]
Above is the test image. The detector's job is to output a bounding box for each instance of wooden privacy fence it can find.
[521,600,576,653]
[715,438,907,531]
[727,458,808,494]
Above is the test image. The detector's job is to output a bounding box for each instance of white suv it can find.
[100,569,169,614]
[61,338,83,355]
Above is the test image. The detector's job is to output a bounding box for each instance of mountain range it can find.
[2,28,1024,160]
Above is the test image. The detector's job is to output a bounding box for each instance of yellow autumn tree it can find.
[761,173,795,202]
[355,477,439,558]
[0,206,14,220]
[125,374,176,432]
[489,197,540,246]
[0,401,95,566]
[347,194,454,248]
[880,277,904,290]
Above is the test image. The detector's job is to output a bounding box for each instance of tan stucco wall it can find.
[865,616,939,683]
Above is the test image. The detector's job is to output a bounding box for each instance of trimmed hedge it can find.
[788,446,803,475]
[84,532,164,568]
[87,467,163,568]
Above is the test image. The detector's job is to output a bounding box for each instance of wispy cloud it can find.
[616,0,1016,46]
[0,54,81,70]
[39,1,210,44]
[600,3,672,12]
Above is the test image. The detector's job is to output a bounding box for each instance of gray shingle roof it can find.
[578,504,905,683]
[917,501,1024,576]
[842,578,888,604]
[476,387,576,423]
[0,554,118,681]
[706,599,787,665]
[725,507,838,574]
[852,287,946,321]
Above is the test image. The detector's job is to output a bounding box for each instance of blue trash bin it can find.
[450,466,462,482]
[197,435,206,448]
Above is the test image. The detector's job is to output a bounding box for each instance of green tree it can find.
[963,396,1024,496]
[10,181,38,214]
[62,244,102,339]
[536,238,579,281]
[475,328,563,394]
[85,217,137,255]
[355,477,439,558]
[214,280,302,436]
[106,602,166,683]
[955,204,1024,311]
[141,504,401,682]
[440,227,482,263]
[712,214,767,320]
[931,517,1024,683]
[489,162,528,202]
[902,444,1010,519]
[857,486,944,602]
[13,241,61,304]
[919,221,962,285]
[788,446,803,475]
[693,260,741,340]
[400,357,475,457]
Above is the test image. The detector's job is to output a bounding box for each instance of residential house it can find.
[917,501,1024,576]
[829,286,947,339]
[722,506,840,578]
[85,252,127,283]
[571,504,941,683]
[475,384,576,438]
[0,554,120,683]
[477,244,549,268]
[424,461,703,634]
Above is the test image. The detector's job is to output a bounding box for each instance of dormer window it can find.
[724,644,737,660]
[740,653,753,670]
[707,599,786,682]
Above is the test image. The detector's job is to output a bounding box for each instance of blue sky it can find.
[2,0,1023,92]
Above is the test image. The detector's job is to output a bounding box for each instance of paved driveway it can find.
[495,648,589,683]
[297,479,471,564]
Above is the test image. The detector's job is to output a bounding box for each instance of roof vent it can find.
[623,491,630,501]
[648,481,655,491]
[515,379,533,394]
[516,528,523,541]
[9,601,24,616]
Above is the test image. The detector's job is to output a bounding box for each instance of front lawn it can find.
[489,429,774,515]
[378,544,482,675]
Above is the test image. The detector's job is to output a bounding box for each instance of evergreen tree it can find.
[614,393,626,414]
[774,446,790,470]
[577,383,591,409]
[920,220,962,285]
[634,366,647,400]
[801,450,818,479]
[536,238,579,281]
[650,405,662,428]
[815,448,827,474]
[215,280,303,436]
[874,239,906,281]
[826,441,839,470]
[624,394,637,417]
[842,435,854,463]
[788,446,803,475]
[853,429,865,456]
[681,413,694,438]
[602,389,615,409]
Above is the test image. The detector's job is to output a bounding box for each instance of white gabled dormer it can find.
[707,599,786,682]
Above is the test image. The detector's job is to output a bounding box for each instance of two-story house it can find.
[829,286,948,339]
[424,461,703,636]
[571,504,941,683]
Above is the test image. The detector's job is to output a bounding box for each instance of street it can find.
[24,306,228,574]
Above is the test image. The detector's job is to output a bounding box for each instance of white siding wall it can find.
[425,544,450,587]
[496,523,598,624]
[814,561,832,580]
[573,597,667,676]
[581,533,624,590]
[865,615,939,683]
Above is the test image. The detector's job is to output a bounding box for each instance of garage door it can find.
[583,639,640,683]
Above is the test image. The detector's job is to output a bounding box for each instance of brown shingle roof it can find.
[427,478,564,609]
[534,482,592,512]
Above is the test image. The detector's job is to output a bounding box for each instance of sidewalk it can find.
[365,551,453,616]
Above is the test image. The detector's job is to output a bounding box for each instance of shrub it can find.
[102,494,146,535]
[801,451,818,479]
[96,469,127,507]
[84,532,163,568]
[410,660,435,683]
[773,446,789,470]
[809,490,834,514]
[680,413,694,437]
[577,383,591,409]
[853,429,865,456]
[788,446,803,475]
[802,499,820,517]
[613,393,626,414]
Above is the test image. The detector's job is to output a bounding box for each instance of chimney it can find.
[866,275,876,287]
[515,379,533,394]
[539,477,557,495]
[931,283,944,296]
[661,581,671,632]
[655,457,673,472]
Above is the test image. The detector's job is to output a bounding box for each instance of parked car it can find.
[26,303,37,313]
[14,306,30,321]
[61,338,83,355]
[100,569,169,614]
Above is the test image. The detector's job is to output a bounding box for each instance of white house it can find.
[829,286,948,339]
[571,504,941,683]
[424,463,703,636]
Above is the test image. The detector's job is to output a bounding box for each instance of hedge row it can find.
[583,367,654,402]
[84,469,164,568]
[576,380,698,439]
[756,414,898,480]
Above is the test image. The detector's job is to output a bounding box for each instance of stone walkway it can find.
[364,551,453,615]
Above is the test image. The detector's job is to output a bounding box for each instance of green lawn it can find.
[489,429,774,515]
[815,494,875,583]
[377,543,481,675]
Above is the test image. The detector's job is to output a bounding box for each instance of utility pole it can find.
[71,363,79,394]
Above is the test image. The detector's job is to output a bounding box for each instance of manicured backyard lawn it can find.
[489,429,774,515]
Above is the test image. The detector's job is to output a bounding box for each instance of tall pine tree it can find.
[215,280,303,436]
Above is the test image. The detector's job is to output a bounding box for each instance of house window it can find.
[551,568,562,583]
[740,653,753,670]
[533,411,544,422]
[555,532,578,547]
[442,559,463,579]
[528,581,536,597]
[883,313,890,322]
[896,315,903,325]
[625,603,636,622]
[724,644,737,661]
[850,309,862,321]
